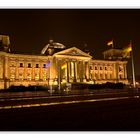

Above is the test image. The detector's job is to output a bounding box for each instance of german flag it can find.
[123,43,132,58]
[107,40,113,46]
[123,43,132,53]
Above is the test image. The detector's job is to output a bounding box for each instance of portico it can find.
[53,47,92,85]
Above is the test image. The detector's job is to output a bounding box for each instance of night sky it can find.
[0,9,140,77]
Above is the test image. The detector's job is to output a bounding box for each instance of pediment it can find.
[53,47,92,58]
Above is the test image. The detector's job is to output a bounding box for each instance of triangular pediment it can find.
[53,47,92,58]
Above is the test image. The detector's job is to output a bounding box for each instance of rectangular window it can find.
[35,73,39,80]
[43,64,46,68]
[28,63,31,68]
[95,66,98,70]
[43,73,46,81]
[90,66,93,70]
[19,63,23,67]
[100,67,103,70]
[36,64,39,68]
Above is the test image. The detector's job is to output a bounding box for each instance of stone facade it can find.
[0,47,128,90]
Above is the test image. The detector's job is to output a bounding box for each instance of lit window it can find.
[35,73,39,80]
[36,64,39,68]
[19,73,24,80]
[10,74,15,81]
[95,66,98,70]
[90,66,93,70]
[100,67,103,70]
[27,73,32,80]
[28,63,32,68]
[19,63,23,67]
[43,73,46,80]
[43,64,46,68]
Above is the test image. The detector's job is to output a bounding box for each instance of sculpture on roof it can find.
[0,35,10,53]
[41,39,66,55]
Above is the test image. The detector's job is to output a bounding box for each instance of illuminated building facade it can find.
[0,36,128,89]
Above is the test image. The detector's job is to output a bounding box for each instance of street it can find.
[0,89,139,131]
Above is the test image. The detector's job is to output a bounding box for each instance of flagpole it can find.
[130,40,136,88]
[112,39,114,48]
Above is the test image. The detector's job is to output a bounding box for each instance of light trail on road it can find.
[0,95,138,110]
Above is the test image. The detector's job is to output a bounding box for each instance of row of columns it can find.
[90,63,127,82]
[57,59,90,84]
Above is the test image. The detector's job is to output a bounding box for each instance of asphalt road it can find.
[0,94,140,131]
[0,89,138,108]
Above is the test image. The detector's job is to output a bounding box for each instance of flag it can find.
[122,43,132,58]
[123,43,132,53]
[61,64,66,69]
[107,40,113,46]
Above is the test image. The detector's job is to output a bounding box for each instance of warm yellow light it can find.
[61,64,66,69]
[123,44,132,53]
[107,40,113,46]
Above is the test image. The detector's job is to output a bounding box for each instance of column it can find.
[40,62,43,80]
[79,61,83,82]
[88,61,90,80]
[115,62,119,82]
[57,59,61,90]
[24,61,26,80]
[76,61,80,82]
[85,61,89,80]
[4,56,9,89]
[32,62,35,81]
[16,60,18,80]
[83,61,86,82]
[97,64,101,80]
[68,62,71,81]
[49,59,52,84]
[75,61,77,80]
[4,56,9,80]
[73,61,76,82]
[69,61,71,82]
[66,61,69,83]
[124,64,127,79]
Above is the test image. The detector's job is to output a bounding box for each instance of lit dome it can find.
[41,40,66,55]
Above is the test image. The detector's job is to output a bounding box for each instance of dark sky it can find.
[0,9,139,77]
